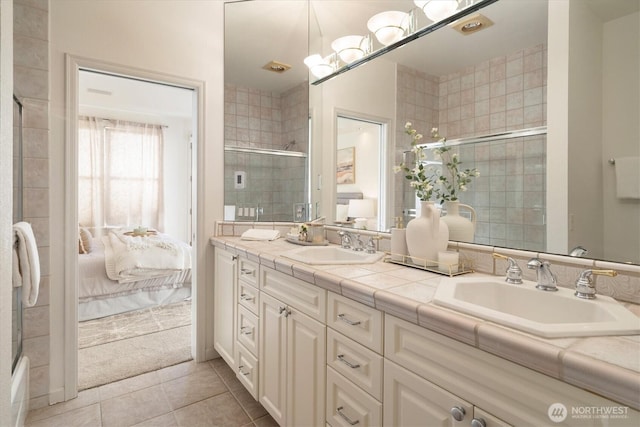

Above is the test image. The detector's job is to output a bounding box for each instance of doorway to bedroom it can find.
[76,69,195,390]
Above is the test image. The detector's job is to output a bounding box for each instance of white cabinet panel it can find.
[326,367,382,427]
[261,266,326,322]
[327,328,383,401]
[237,305,258,357]
[383,359,473,427]
[237,343,259,399]
[238,280,259,315]
[213,248,237,369]
[327,292,383,353]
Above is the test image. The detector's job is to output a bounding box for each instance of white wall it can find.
[319,58,396,225]
[566,0,605,259]
[50,0,224,403]
[602,11,640,263]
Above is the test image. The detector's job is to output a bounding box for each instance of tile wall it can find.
[224,82,310,222]
[395,44,548,251]
[13,0,51,409]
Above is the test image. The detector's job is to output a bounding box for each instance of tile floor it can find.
[25,358,277,427]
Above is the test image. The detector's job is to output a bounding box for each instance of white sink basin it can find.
[433,277,640,338]
[281,246,385,265]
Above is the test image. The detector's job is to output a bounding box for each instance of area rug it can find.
[78,301,192,390]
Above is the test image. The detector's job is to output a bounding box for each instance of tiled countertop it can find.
[210,236,640,410]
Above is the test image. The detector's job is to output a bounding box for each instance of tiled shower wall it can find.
[395,44,547,251]
[224,151,307,222]
[224,82,310,221]
[13,0,51,409]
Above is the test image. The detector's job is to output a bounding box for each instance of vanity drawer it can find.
[238,257,259,287]
[238,280,259,315]
[237,305,259,357]
[260,266,326,322]
[327,328,383,401]
[236,343,258,399]
[327,292,383,353]
[326,367,382,427]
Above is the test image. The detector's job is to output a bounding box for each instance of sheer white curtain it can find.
[78,117,164,231]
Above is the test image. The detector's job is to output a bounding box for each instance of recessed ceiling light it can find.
[450,13,494,35]
[262,60,292,73]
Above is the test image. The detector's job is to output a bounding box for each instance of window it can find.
[78,117,164,231]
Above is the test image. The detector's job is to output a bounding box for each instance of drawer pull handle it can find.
[238,365,250,376]
[279,306,291,317]
[337,406,359,425]
[337,354,360,369]
[240,326,252,335]
[338,313,361,326]
[240,293,254,301]
[240,268,254,275]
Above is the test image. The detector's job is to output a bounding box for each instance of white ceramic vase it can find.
[441,200,476,243]
[405,201,449,266]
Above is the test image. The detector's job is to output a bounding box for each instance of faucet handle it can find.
[492,253,522,284]
[365,236,381,254]
[575,269,617,299]
[338,230,352,249]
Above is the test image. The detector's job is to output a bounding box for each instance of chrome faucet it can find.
[492,253,522,284]
[338,230,364,251]
[574,269,617,299]
[527,258,557,291]
[338,230,352,249]
[365,236,380,254]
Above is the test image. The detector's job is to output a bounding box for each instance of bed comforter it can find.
[102,230,192,284]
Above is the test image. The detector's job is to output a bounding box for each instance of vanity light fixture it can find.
[331,35,371,64]
[367,11,412,46]
[414,0,460,22]
[303,54,337,79]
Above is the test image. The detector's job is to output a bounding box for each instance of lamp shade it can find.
[414,0,459,22]
[347,199,375,219]
[331,35,368,64]
[367,11,410,46]
[303,54,335,79]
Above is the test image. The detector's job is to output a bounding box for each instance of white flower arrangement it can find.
[395,122,479,203]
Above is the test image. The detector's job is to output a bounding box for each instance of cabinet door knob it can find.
[231,255,238,261]
[278,306,291,317]
[336,406,360,425]
[337,313,361,326]
[471,418,487,427]
[450,406,466,422]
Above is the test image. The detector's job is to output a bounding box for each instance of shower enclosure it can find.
[402,127,547,252]
[224,146,310,222]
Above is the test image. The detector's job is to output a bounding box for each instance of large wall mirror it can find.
[224,0,639,266]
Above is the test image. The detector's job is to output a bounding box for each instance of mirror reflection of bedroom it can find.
[76,70,195,390]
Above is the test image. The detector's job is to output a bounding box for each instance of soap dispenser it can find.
[391,216,408,262]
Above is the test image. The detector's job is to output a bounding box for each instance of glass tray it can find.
[383,252,474,277]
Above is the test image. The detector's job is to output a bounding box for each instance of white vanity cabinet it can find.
[259,266,327,427]
[213,247,237,369]
[384,314,638,427]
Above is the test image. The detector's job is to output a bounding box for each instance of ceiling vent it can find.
[450,13,494,35]
[262,60,292,73]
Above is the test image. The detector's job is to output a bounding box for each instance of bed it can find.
[78,228,192,321]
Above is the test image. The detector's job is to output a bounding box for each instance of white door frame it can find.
[63,54,205,399]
